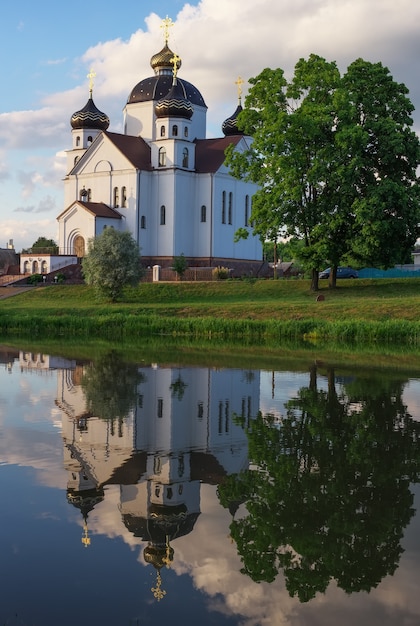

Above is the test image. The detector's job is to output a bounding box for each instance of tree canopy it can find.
[22,237,58,254]
[226,55,420,290]
[82,228,143,302]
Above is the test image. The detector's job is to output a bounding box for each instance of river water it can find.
[1,343,420,626]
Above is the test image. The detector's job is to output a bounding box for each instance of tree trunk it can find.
[310,268,319,291]
[328,266,337,289]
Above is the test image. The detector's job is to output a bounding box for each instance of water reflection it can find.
[1,346,420,625]
[56,351,259,602]
[219,363,420,602]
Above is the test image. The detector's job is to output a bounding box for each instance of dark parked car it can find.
[319,266,359,279]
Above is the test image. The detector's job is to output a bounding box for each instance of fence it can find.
[142,267,217,282]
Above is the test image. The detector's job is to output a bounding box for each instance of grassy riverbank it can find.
[0,277,420,346]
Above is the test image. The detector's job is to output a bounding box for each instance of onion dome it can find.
[155,78,193,119]
[222,102,244,136]
[150,43,181,75]
[127,45,206,109]
[70,95,110,131]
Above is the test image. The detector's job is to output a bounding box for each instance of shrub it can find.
[27,273,43,285]
[212,266,230,280]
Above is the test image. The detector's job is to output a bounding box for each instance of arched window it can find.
[222,191,226,224]
[201,205,207,223]
[141,215,146,229]
[74,156,79,166]
[172,124,178,137]
[76,136,80,147]
[245,195,249,226]
[160,125,166,137]
[113,187,119,207]
[182,148,189,168]
[184,126,188,138]
[158,147,166,167]
[121,186,127,207]
[228,192,233,224]
[160,205,166,225]
[87,188,92,202]
[87,136,93,146]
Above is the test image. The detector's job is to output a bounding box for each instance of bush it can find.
[82,229,143,302]
[172,254,188,280]
[27,274,43,285]
[212,266,230,280]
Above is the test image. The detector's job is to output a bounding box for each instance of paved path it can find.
[0,286,34,299]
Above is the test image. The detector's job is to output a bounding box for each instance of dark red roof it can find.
[194,136,243,173]
[57,201,122,220]
[105,131,152,170]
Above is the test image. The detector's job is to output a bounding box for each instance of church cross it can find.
[161,15,174,44]
[235,76,244,102]
[170,53,181,79]
[87,68,96,95]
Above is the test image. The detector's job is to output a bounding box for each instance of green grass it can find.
[1,278,420,347]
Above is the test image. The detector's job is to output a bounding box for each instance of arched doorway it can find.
[74,235,85,258]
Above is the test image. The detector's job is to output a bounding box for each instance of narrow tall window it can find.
[113,187,119,207]
[222,191,226,224]
[140,215,146,229]
[228,192,233,224]
[245,195,249,226]
[76,136,80,147]
[121,186,127,207]
[172,124,178,137]
[159,147,166,167]
[184,126,188,138]
[87,136,93,146]
[200,205,206,223]
[157,398,163,418]
[160,125,166,137]
[182,148,189,168]
[87,188,92,201]
[160,205,166,225]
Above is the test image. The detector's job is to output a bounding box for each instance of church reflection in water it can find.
[50,353,259,600]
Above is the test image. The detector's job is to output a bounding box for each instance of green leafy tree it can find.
[82,228,143,302]
[227,56,420,290]
[172,253,188,281]
[226,55,340,291]
[333,59,420,270]
[218,365,420,602]
[22,237,58,254]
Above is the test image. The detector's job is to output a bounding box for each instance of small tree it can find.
[82,228,143,302]
[172,253,188,281]
[22,237,58,254]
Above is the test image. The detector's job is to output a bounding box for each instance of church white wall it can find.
[59,204,97,255]
[211,173,262,262]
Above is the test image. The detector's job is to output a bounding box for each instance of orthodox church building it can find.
[56,20,263,275]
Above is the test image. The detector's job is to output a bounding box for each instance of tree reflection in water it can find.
[218,363,420,602]
[81,351,146,420]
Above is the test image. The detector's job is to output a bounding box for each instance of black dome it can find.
[222,103,244,136]
[127,75,206,108]
[71,96,110,131]
[155,80,193,119]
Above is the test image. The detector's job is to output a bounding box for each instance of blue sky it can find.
[1,0,419,251]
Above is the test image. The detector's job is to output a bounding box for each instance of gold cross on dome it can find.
[87,68,96,95]
[170,53,181,78]
[235,76,244,101]
[161,15,174,44]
